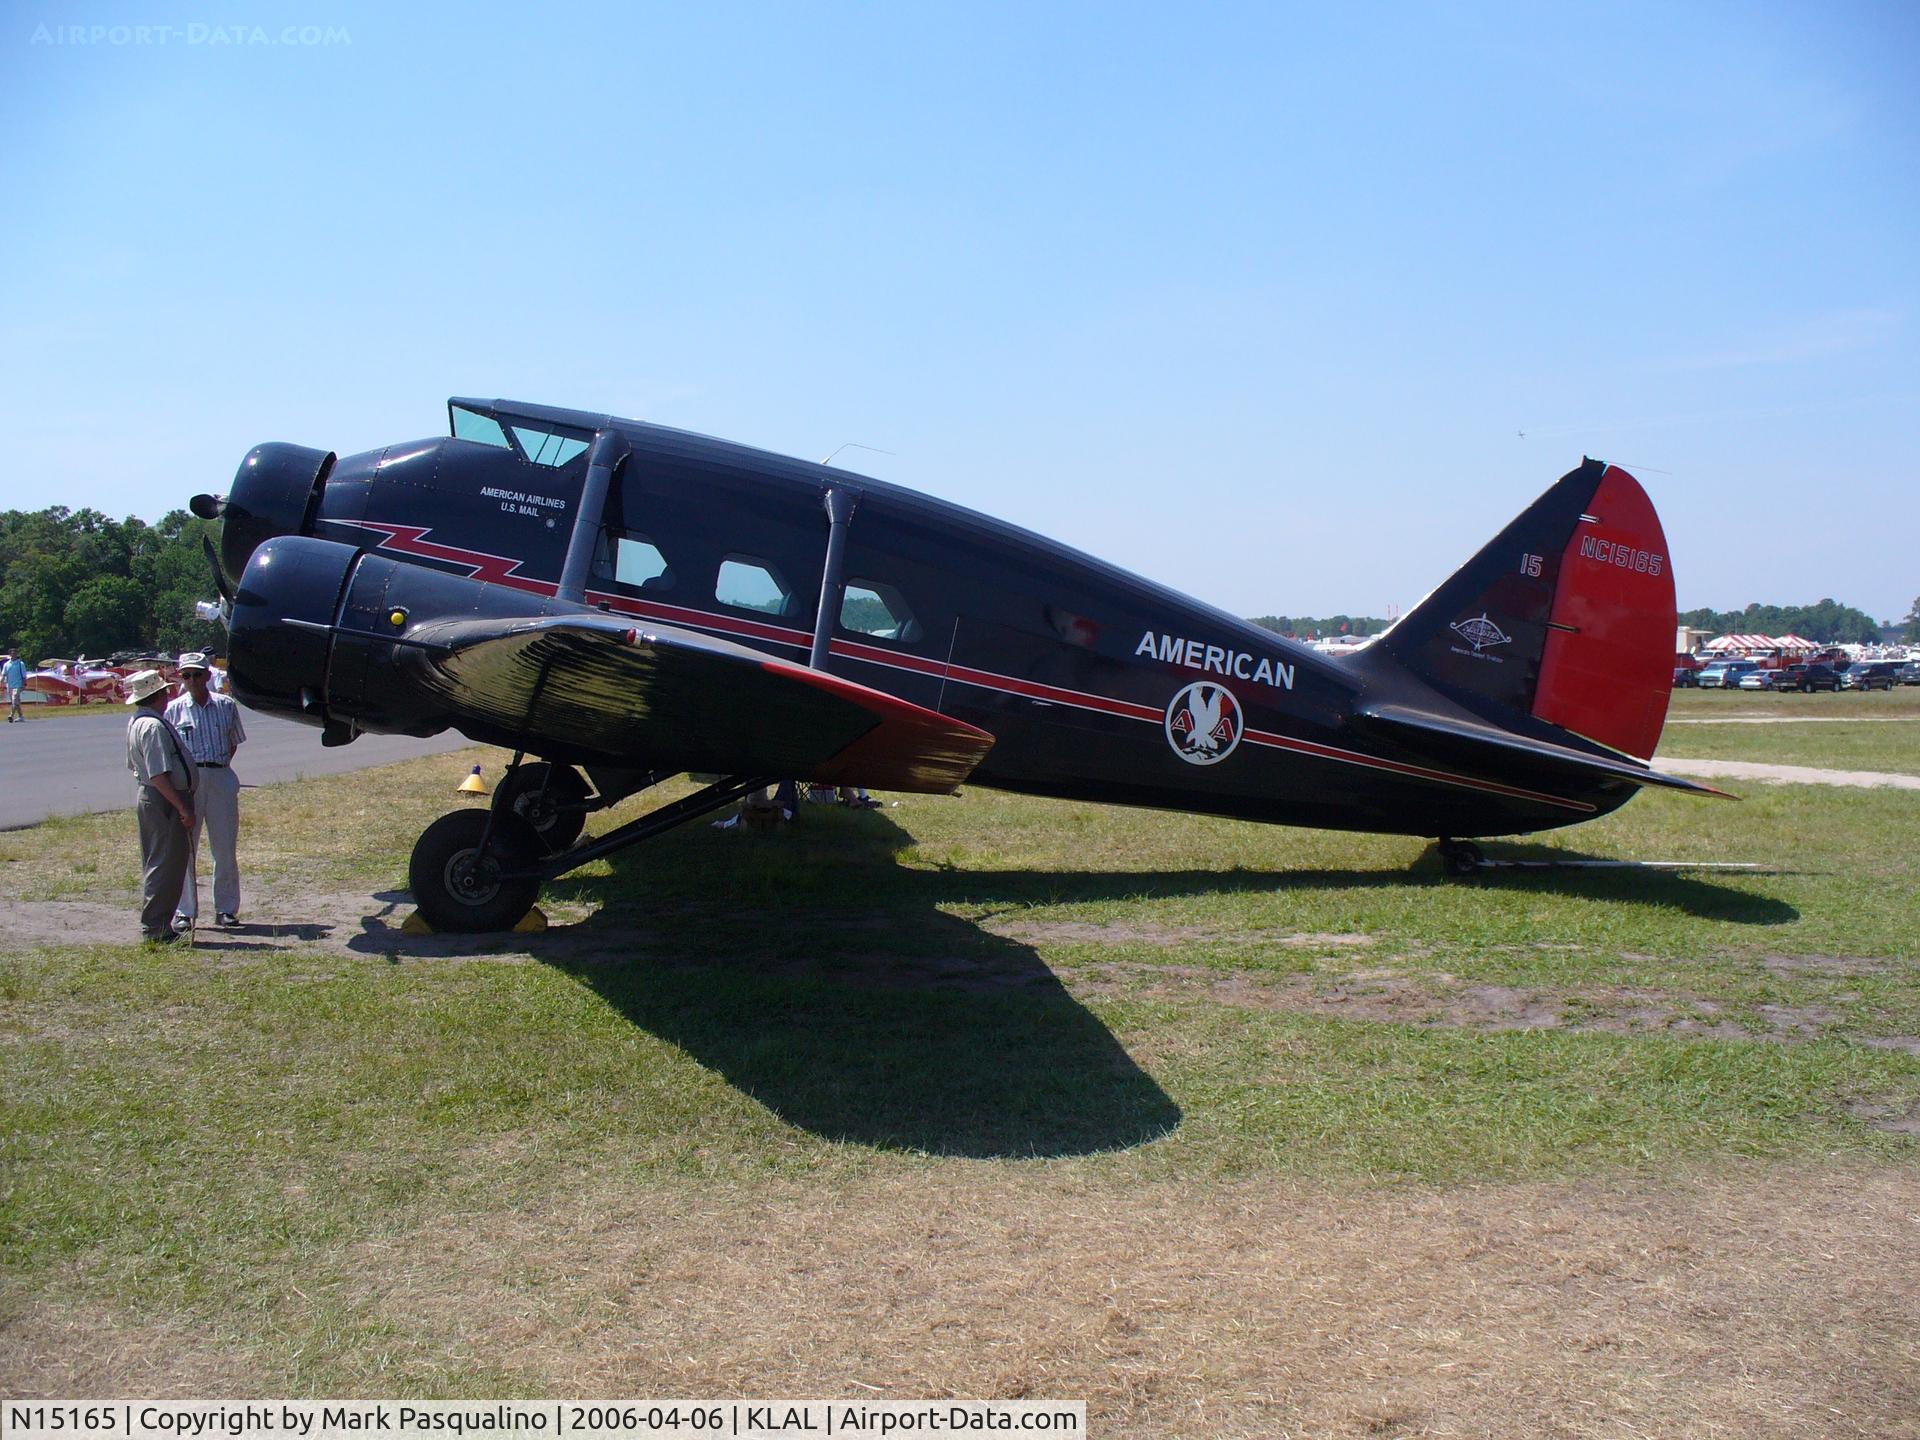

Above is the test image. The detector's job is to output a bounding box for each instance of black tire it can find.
[1440,840,1484,877]
[409,809,543,933]
[493,762,589,853]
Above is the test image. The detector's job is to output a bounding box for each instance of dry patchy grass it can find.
[8,1165,1919,1437]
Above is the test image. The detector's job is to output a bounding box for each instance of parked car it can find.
[1841,661,1900,691]
[1735,668,1775,690]
[1696,660,1758,689]
[1895,662,1920,686]
[1672,666,1700,688]
[1761,662,1843,692]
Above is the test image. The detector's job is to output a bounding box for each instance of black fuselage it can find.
[223,400,1641,838]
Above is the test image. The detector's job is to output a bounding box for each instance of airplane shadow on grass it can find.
[535,812,1184,1160]
[355,806,1796,1158]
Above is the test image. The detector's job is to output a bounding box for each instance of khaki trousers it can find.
[137,787,190,940]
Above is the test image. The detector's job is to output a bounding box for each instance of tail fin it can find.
[1373,459,1676,760]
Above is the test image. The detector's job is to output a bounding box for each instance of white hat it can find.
[124,669,169,704]
[177,651,211,673]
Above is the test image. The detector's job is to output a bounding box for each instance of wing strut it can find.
[808,485,860,669]
[556,430,627,603]
[506,773,773,882]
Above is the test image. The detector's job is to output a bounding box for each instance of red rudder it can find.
[1531,466,1676,760]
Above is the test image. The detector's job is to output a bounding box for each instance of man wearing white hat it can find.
[166,652,247,928]
[125,669,195,944]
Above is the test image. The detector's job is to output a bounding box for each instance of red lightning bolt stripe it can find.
[338,521,1591,812]
[338,521,554,596]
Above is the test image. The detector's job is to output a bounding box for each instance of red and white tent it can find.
[1702,633,1823,656]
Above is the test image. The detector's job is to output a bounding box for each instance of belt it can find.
[198,761,228,768]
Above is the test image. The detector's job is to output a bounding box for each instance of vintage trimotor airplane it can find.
[191,397,1724,931]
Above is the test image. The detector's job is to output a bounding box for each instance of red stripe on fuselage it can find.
[341,521,1589,812]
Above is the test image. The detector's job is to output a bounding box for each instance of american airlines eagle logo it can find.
[1165,681,1243,766]
[1449,612,1511,653]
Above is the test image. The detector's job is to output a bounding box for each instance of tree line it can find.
[1250,614,1389,640]
[1256,599,1914,646]
[1,507,224,663]
[1675,598,1885,645]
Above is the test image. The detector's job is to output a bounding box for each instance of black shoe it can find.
[143,931,179,946]
[216,912,239,928]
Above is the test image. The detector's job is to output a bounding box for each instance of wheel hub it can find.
[514,794,556,829]
[445,847,501,906]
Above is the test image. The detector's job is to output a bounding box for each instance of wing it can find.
[402,612,994,793]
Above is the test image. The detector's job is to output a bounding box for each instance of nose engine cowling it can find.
[226,534,356,731]
[228,533,569,743]
[213,442,334,592]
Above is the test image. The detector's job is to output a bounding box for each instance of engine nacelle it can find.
[228,534,570,741]
[219,443,334,592]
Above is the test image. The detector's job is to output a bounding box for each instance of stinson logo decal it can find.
[1449,612,1511,654]
[1165,681,1243,765]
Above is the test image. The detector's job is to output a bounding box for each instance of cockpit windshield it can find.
[510,425,589,467]
[450,404,510,448]
[449,403,589,467]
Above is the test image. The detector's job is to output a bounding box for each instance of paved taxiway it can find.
[0,707,473,829]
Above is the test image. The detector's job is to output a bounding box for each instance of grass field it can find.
[2,700,1917,1435]
[1660,682,1920,775]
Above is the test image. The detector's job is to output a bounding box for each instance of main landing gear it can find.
[492,760,591,853]
[1437,838,1485,877]
[408,766,772,933]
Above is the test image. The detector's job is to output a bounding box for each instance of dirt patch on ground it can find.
[1858,1036,1920,1057]
[0,890,601,964]
[1848,1096,1920,1135]
[14,1164,1916,1437]
[1763,953,1892,977]
[1667,716,1920,724]
[1657,757,1920,790]
[1066,961,1876,1045]
[986,918,1372,950]
[0,1299,262,1397]
[0,899,157,950]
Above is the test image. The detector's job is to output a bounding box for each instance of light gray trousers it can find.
[178,765,241,918]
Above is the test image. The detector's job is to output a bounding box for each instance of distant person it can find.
[2,652,24,722]
[124,669,196,945]
[166,652,247,928]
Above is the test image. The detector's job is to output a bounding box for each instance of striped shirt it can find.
[165,691,246,765]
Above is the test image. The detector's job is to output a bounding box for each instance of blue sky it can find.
[3,1,1914,622]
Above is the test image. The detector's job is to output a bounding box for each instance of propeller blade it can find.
[201,534,233,604]
[189,493,227,520]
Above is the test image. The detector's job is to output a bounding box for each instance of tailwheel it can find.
[1439,838,1485,877]
[494,761,590,853]
[410,809,543,933]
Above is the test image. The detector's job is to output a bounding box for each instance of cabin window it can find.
[450,405,510,449]
[715,556,793,615]
[840,580,919,642]
[613,536,671,590]
[510,424,590,468]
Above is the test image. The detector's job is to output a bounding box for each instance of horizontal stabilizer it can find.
[1356,703,1734,799]
[408,612,995,793]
